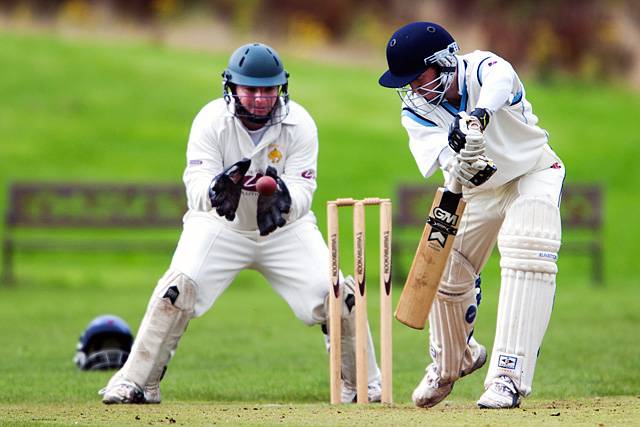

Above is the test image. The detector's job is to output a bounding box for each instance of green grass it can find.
[1,29,639,425]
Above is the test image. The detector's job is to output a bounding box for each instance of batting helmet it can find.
[379,22,459,114]
[222,43,290,125]
[73,315,134,370]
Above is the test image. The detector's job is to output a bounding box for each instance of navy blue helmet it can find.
[74,315,134,370]
[379,22,459,114]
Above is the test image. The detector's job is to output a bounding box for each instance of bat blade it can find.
[394,187,466,329]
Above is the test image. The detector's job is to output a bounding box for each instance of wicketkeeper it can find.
[100,42,382,404]
[379,22,565,408]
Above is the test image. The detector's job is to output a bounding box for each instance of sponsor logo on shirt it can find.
[301,169,315,179]
[550,162,562,169]
[188,159,203,166]
[242,174,263,192]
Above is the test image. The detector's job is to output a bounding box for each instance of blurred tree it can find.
[1,0,638,84]
[446,0,632,79]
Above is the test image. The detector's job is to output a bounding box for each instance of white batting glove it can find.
[450,155,497,188]
[457,128,485,164]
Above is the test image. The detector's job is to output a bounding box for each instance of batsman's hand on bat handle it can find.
[208,158,251,221]
[448,109,490,154]
[257,166,292,236]
[449,155,497,190]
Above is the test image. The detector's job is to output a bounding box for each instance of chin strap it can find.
[233,100,272,125]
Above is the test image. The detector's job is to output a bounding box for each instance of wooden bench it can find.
[1,182,186,284]
[393,183,604,285]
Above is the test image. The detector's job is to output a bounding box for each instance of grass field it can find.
[1,29,639,425]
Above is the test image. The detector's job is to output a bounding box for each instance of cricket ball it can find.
[256,176,277,196]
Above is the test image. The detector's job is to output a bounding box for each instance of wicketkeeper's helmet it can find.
[379,22,459,114]
[222,42,290,125]
[74,315,134,370]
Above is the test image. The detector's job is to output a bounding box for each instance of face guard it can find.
[223,80,290,126]
[396,42,459,115]
[75,348,130,370]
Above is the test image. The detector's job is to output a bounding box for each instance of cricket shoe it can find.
[413,343,487,408]
[341,380,382,403]
[411,363,453,408]
[477,375,521,409]
[99,378,158,404]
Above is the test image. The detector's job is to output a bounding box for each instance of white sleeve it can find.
[281,122,318,222]
[182,109,223,212]
[476,56,518,113]
[403,114,452,179]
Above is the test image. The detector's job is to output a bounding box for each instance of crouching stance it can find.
[378,22,564,408]
[101,43,381,404]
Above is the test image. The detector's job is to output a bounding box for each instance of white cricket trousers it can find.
[169,212,329,324]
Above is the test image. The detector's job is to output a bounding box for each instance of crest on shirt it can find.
[268,144,282,164]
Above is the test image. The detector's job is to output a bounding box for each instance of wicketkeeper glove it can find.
[208,158,251,221]
[257,166,292,236]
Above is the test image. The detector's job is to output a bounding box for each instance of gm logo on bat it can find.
[433,207,459,226]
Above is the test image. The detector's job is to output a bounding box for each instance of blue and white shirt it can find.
[401,50,549,190]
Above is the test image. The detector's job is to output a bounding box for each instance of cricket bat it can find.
[394,187,466,329]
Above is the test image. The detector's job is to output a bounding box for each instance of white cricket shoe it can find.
[411,363,453,408]
[477,375,522,409]
[99,371,161,404]
[341,380,382,403]
[99,379,148,404]
[413,343,487,408]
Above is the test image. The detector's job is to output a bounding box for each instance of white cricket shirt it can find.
[182,98,319,231]
[401,50,550,190]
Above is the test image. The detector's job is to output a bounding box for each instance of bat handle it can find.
[446,179,463,195]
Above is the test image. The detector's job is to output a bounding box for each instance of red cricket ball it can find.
[256,176,277,196]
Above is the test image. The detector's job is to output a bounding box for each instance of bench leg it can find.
[593,244,603,286]
[2,238,14,285]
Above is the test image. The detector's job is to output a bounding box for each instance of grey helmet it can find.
[222,43,290,125]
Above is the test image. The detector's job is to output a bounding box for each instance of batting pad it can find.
[116,270,197,390]
[487,196,561,396]
[429,249,479,382]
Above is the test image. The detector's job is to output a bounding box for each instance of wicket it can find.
[327,197,392,404]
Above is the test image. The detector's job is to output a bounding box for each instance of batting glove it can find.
[451,155,497,188]
[448,110,488,153]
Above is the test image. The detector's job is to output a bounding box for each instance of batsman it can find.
[99,42,382,404]
[379,22,565,408]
